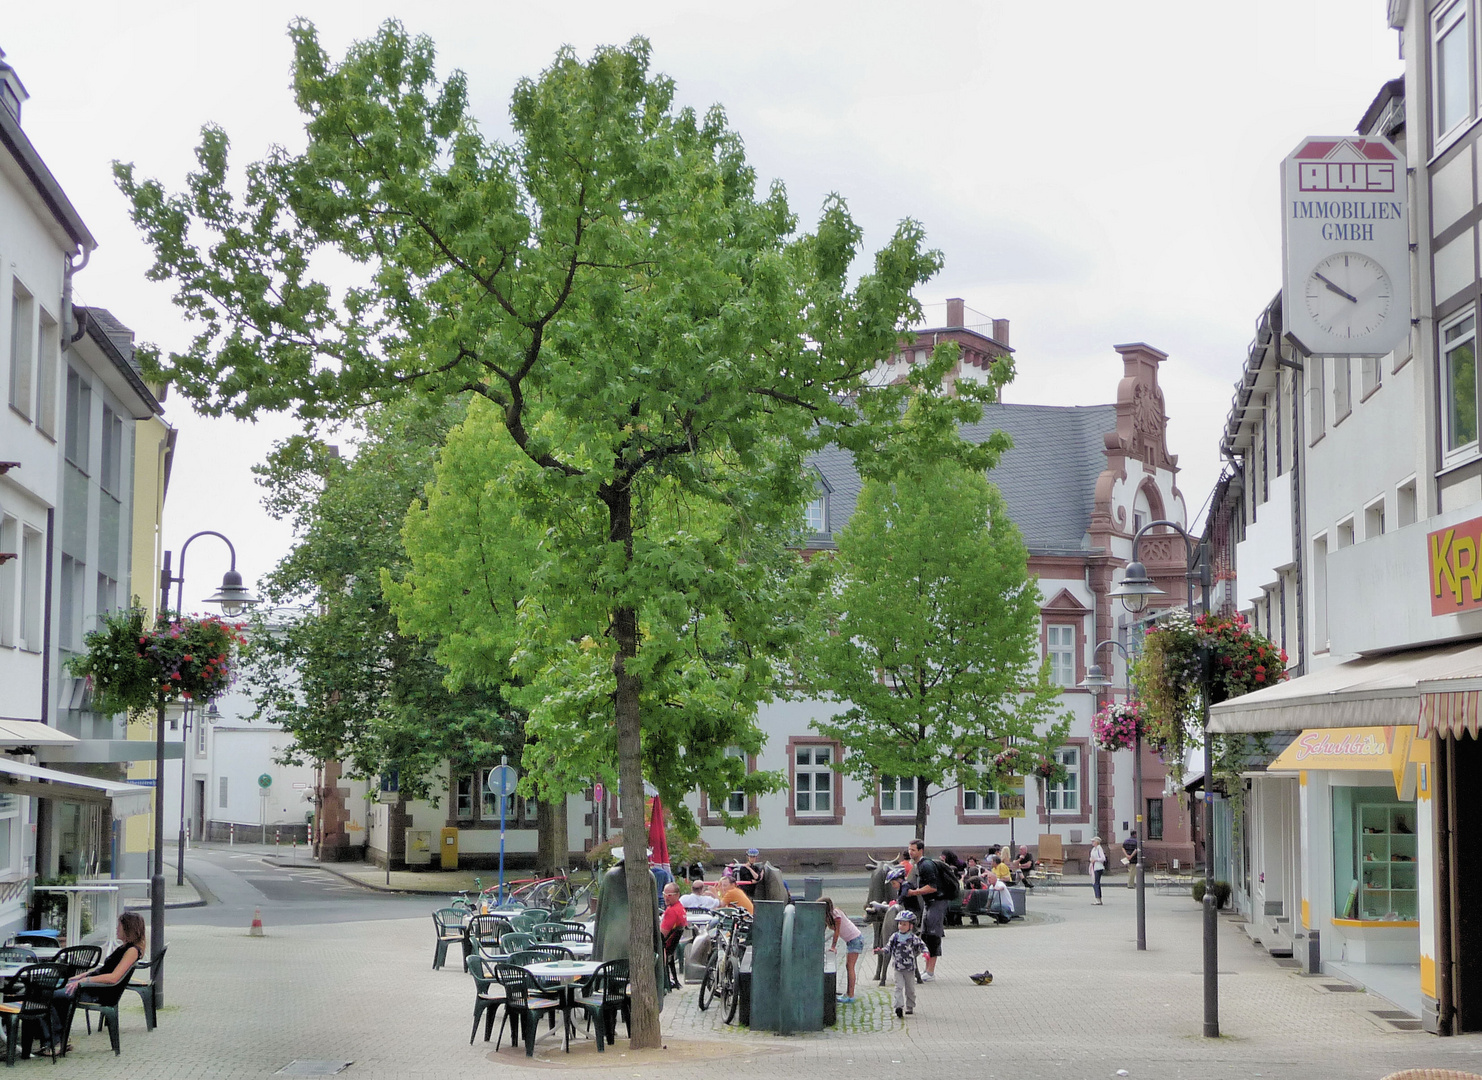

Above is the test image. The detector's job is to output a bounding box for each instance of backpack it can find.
[924,858,959,901]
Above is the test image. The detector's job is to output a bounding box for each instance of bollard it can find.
[230,823,235,847]
[275,827,280,846]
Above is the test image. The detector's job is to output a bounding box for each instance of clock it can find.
[1303,252,1393,341]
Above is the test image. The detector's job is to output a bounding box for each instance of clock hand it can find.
[1314,272,1358,304]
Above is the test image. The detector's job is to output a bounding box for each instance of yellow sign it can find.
[1000,779,1027,818]
[1268,727,1414,797]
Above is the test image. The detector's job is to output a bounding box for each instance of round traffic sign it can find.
[487,764,518,797]
[257,773,273,790]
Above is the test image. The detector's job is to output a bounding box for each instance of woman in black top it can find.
[48,911,145,1052]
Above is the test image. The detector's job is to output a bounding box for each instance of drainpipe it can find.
[62,245,92,345]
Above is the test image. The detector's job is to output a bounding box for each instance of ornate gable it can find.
[1104,342,1177,472]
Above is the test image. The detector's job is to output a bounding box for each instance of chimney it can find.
[0,50,28,123]
[992,318,1010,346]
[945,298,965,328]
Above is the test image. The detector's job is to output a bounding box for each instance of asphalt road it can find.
[168,844,435,928]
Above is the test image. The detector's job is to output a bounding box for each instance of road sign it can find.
[257,773,273,790]
[1001,793,1026,819]
[487,764,518,797]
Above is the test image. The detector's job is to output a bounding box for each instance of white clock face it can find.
[1304,252,1393,340]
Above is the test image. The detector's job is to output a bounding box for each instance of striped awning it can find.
[1417,693,1482,737]
[1209,640,1482,734]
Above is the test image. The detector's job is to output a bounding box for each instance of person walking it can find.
[905,838,948,981]
[876,909,926,1017]
[1123,831,1140,888]
[1089,836,1107,904]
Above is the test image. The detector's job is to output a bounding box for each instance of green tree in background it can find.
[115,25,993,1042]
[812,458,1070,841]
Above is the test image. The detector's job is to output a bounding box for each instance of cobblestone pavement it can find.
[34,883,1482,1080]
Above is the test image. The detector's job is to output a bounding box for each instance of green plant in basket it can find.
[1131,609,1287,764]
[68,607,246,715]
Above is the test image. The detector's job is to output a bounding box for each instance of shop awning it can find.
[0,760,151,818]
[0,721,79,749]
[1207,640,1482,734]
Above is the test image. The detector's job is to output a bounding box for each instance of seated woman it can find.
[50,911,146,1053]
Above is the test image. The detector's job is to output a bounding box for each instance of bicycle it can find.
[697,908,751,1023]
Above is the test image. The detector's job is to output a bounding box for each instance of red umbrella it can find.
[647,795,669,867]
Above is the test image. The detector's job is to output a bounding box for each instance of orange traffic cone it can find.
[249,907,265,937]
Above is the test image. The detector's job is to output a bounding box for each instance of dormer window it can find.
[804,496,826,535]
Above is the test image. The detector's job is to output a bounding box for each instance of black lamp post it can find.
[1109,519,1218,1038]
[1080,638,1145,951]
[153,532,258,1005]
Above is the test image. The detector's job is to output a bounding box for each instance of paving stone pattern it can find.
[36,887,1482,1080]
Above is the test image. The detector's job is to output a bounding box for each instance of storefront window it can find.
[1333,785,1418,922]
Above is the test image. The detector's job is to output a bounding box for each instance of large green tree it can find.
[116,24,992,1042]
[241,402,524,807]
[812,458,1070,840]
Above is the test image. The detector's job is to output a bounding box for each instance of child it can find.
[875,908,927,1017]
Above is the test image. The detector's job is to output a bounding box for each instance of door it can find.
[1441,733,1482,1033]
[194,780,205,841]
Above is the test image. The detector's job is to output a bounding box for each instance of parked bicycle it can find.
[697,907,751,1023]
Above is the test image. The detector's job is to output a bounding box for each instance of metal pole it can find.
[1134,722,1146,951]
[498,755,508,904]
[150,551,170,1009]
[176,703,189,887]
[1197,539,1219,1038]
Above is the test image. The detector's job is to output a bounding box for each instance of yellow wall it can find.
[125,414,173,859]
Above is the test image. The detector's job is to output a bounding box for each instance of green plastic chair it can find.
[571,959,630,1049]
[432,908,466,970]
[466,955,507,1044]
[499,932,534,953]
[520,907,551,922]
[532,923,567,943]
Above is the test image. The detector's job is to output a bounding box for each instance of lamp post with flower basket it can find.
[69,531,258,1007]
[1109,519,1218,1037]
[1081,638,1147,950]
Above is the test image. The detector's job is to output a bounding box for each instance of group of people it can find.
[659,849,765,989]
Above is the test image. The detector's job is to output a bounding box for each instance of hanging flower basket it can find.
[67,608,246,716]
[1091,700,1143,752]
[990,745,1029,778]
[1131,609,1288,763]
[1031,754,1068,786]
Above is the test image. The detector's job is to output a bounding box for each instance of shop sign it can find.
[1430,515,1482,615]
[1269,726,1414,796]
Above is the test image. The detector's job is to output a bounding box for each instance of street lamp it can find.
[1109,518,1219,1038]
[1080,638,1147,952]
[153,531,258,1005]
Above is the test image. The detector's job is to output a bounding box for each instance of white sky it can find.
[5,1,1402,608]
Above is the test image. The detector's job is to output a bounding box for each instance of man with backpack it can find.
[905,838,957,981]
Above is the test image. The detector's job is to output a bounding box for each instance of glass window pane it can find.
[815,747,831,765]
[796,790,810,812]
[815,772,830,793]
[796,747,810,765]
[1448,337,1477,449]
[815,791,831,812]
[1439,14,1470,134]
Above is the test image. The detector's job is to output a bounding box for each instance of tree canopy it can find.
[116,23,997,1044]
[811,457,1070,840]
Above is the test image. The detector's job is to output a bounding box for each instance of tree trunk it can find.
[915,784,928,843]
[608,483,662,1048]
[537,799,569,876]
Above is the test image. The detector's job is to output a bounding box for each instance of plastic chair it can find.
[66,957,139,1057]
[52,946,102,976]
[508,947,571,966]
[499,932,534,954]
[0,948,35,965]
[432,908,466,970]
[465,955,507,1044]
[531,923,566,943]
[558,927,593,944]
[492,964,562,1057]
[571,959,630,1049]
[124,946,166,1031]
[519,908,551,922]
[2,963,67,1064]
[463,915,504,969]
[661,925,684,990]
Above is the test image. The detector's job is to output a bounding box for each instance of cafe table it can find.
[520,960,603,1052]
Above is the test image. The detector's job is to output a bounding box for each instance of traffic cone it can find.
[249,907,265,937]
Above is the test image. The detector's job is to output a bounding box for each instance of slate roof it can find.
[808,402,1117,553]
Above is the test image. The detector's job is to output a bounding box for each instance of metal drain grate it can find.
[1321,983,1363,992]
[276,1063,353,1077]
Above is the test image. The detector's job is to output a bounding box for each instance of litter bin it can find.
[440,827,459,870]
[803,876,823,901]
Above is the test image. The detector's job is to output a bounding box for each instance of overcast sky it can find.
[5,1,1401,608]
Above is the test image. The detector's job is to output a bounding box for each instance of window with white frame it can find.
[456,775,475,820]
[724,746,747,814]
[879,775,918,815]
[1313,534,1330,653]
[1443,311,1477,454]
[1046,624,1076,687]
[1308,355,1326,442]
[8,284,33,420]
[35,311,57,437]
[1333,357,1353,422]
[1361,355,1382,398]
[96,572,117,618]
[793,744,834,814]
[1397,480,1418,528]
[1046,746,1079,812]
[0,794,19,873]
[18,528,41,652]
[58,553,83,652]
[195,714,208,757]
[1434,0,1471,143]
[962,752,998,812]
[100,405,123,497]
[0,516,15,647]
[1365,499,1385,541]
[64,369,90,472]
[804,496,826,535]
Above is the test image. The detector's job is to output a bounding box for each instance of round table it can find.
[521,960,605,1052]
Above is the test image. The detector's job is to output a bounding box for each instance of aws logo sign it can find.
[1292,138,1399,193]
